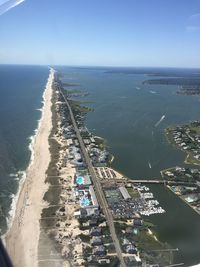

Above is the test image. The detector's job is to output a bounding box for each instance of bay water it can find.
[58,66,200,266]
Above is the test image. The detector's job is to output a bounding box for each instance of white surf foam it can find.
[3,68,52,237]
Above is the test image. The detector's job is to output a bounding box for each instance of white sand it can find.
[5,68,54,267]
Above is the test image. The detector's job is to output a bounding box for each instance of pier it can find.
[101,178,197,186]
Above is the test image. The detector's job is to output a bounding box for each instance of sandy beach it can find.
[5,68,54,267]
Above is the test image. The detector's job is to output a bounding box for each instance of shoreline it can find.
[167,185,200,216]
[4,68,54,267]
[6,99,46,235]
[165,127,200,166]
[52,77,169,266]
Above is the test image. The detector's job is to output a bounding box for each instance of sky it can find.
[1,0,200,67]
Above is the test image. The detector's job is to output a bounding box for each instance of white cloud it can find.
[0,0,25,15]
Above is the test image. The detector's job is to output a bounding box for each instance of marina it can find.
[35,72,175,267]
[57,66,200,266]
[1,66,200,267]
[1,1,200,266]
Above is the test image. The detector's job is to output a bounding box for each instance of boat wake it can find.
[155,115,166,127]
[148,161,152,169]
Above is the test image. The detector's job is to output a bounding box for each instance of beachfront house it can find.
[125,244,137,254]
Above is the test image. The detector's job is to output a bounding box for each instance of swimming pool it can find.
[80,196,91,206]
[76,176,84,185]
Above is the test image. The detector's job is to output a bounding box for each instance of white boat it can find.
[148,161,152,169]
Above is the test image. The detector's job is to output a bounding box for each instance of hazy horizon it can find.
[1,63,200,70]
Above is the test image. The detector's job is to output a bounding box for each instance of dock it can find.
[101,178,197,186]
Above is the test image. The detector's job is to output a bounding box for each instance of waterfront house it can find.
[125,244,137,254]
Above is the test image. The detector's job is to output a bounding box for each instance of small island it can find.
[143,77,200,96]
[177,86,200,96]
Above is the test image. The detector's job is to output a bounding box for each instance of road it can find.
[59,88,126,267]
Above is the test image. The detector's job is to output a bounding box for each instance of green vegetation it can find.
[62,82,79,87]
[94,136,106,150]
[143,221,154,228]
[107,243,116,253]
[101,225,110,235]
[127,188,140,198]
[137,229,161,251]
[114,219,171,266]
[103,235,113,244]
[45,89,62,177]
[69,99,94,113]
[165,128,177,146]
[186,153,200,165]
[190,125,200,135]
[83,246,93,259]
[165,126,200,166]
[114,222,127,236]
[79,233,90,243]
[108,257,120,267]
[140,250,172,267]
[64,89,82,94]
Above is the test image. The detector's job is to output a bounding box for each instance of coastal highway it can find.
[59,87,126,267]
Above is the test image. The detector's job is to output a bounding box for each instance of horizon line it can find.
[1,63,200,70]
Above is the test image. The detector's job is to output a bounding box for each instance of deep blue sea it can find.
[57,66,200,267]
[0,65,49,234]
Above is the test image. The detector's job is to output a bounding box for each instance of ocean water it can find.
[57,66,200,267]
[0,65,49,234]
[1,65,200,266]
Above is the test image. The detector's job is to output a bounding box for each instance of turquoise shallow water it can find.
[0,65,49,234]
[57,66,200,266]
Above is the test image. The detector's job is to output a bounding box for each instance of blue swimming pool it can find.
[76,176,84,185]
[80,196,91,206]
